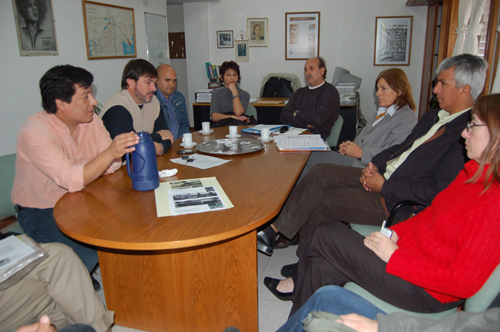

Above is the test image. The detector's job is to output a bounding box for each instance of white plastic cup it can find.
[229,125,238,138]
[202,122,210,133]
[182,133,193,147]
[261,128,271,141]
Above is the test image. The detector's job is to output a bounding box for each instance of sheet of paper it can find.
[274,134,329,150]
[249,97,258,103]
[170,153,231,169]
[0,236,36,275]
[154,177,233,217]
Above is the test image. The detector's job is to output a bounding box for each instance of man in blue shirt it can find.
[155,64,190,140]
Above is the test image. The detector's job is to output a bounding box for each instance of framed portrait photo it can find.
[217,30,233,49]
[235,40,249,62]
[374,16,412,66]
[285,12,320,60]
[247,18,268,47]
[12,0,59,56]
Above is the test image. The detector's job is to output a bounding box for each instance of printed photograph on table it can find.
[247,18,268,47]
[12,0,59,56]
[83,1,136,60]
[374,16,412,66]
[217,30,233,48]
[285,12,320,60]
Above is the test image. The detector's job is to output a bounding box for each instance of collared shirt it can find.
[157,91,179,139]
[11,111,121,209]
[384,108,470,180]
[372,104,397,127]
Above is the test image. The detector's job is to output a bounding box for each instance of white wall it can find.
[0,0,167,156]
[167,4,189,104]
[183,0,428,126]
[184,1,211,127]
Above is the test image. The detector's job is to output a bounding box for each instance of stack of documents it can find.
[194,89,213,103]
[274,134,330,151]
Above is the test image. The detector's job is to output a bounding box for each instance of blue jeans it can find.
[276,286,386,332]
[16,206,99,273]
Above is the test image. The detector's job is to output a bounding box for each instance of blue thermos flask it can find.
[126,131,159,191]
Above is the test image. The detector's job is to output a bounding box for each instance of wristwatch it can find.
[232,94,239,99]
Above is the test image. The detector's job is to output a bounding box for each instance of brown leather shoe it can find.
[275,234,299,249]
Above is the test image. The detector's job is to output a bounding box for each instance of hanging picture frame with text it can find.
[285,12,320,60]
[374,16,412,66]
[12,0,59,56]
[247,18,268,47]
[217,30,233,48]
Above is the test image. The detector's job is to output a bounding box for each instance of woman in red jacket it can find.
[265,94,500,317]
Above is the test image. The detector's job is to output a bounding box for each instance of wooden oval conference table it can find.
[54,126,310,332]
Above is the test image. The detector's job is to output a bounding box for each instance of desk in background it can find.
[193,97,359,143]
[54,126,310,332]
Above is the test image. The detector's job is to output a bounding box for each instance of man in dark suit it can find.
[258,53,488,258]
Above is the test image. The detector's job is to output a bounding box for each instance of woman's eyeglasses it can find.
[467,122,487,132]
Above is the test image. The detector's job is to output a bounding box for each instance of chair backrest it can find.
[0,153,17,219]
[465,263,500,312]
[326,115,343,148]
[246,104,258,121]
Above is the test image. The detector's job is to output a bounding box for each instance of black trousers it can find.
[273,163,387,256]
[290,222,463,316]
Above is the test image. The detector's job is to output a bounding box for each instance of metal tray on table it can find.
[196,138,265,155]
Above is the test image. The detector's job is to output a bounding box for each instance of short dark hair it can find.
[219,61,241,86]
[39,65,93,114]
[121,59,157,90]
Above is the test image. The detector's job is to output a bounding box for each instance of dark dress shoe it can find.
[275,233,300,249]
[264,277,292,301]
[257,231,276,256]
[280,263,298,278]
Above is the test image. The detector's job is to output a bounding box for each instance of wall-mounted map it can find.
[83,1,136,60]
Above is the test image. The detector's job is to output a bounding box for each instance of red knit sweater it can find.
[387,160,500,303]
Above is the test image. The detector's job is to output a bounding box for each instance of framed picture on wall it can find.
[285,12,320,60]
[12,0,59,56]
[235,40,249,62]
[217,30,234,48]
[247,18,268,47]
[374,16,412,66]
[83,1,137,60]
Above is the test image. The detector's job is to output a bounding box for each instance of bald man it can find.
[155,65,190,140]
